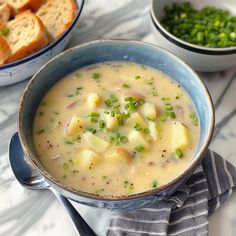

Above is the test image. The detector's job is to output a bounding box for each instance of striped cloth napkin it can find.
[106,150,236,236]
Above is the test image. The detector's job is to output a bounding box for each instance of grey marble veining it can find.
[0,0,235,235]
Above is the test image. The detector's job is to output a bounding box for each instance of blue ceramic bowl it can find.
[0,0,84,87]
[18,40,214,210]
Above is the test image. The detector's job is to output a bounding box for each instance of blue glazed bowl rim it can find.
[150,0,236,55]
[18,39,215,201]
[0,0,85,70]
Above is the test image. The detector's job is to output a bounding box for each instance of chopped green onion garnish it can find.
[104,110,110,114]
[122,83,130,88]
[159,115,166,122]
[190,112,198,125]
[110,111,115,117]
[120,136,128,143]
[141,64,147,70]
[128,184,134,191]
[152,91,158,97]
[165,111,176,119]
[117,116,124,126]
[147,79,153,85]
[92,72,101,80]
[135,145,145,152]
[87,127,97,134]
[175,148,184,158]
[38,111,44,116]
[63,163,69,171]
[135,75,141,80]
[75,72,81,78]
[165,105,172,111]
[90,117,98,123]
[64,139,74,145]
[134,123,142,131]
[37,129,45,134]
[88,112,100,117]
[151,180,158,188]
[99,120,105,129]
[143,128,149,134]
[162,97,171,101]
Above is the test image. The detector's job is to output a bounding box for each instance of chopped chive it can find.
[90,117,98,123]
[99,120,105,129]
[54,111,60,115]
[162,97,171,101]
[122,83,130,88]
[65,139,74,145]
[104,99,112,107]
[190,112,198,125]
[63,163,69,171]
[165,111,176,119]
[151,180,158,188]
[75,134,81,141]
[117,116,124,126]
[135,75,141,80]
[159,115,166,122]
[92,72,101,80]
[143,128,149,134]
[175,148,184,158]
[38,111,44,116]
[134,123,142,131]
[87,127,97,134]
[152,91,158,97]
[138,98,145,105]
[124,180,129,185]
[141,64,147,70]
[156,123,161,132]
[147,79,153,85]
[110,95,118,103]
[75,72,81,78]
[88,112,100,117]
[165,105,172,111]
[37,129,45,134]
[128,184,134,191]
[135,145,145,152]
[1,27,9,36]
[104,110,109,114]
[102,176,107,180]
[110,111,115,117]
[120,136,128,143]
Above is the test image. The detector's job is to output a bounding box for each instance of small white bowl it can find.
[0,0,84,87]
[150,0,236,72]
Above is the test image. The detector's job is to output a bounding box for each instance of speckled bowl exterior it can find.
[18,40,214,210]
[0,0,84,87]
[150,0,236,72]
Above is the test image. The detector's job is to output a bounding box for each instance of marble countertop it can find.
[0,0,236,235]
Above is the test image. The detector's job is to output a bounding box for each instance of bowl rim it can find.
[18,39,215,201]
[0,0,85,70]
[150,0,236,55]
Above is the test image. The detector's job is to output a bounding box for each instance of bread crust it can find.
[37,0,77,42]
[6,11,48,63]
[0,3,10,25]
[7,0,43,15]
[0,34,11,64]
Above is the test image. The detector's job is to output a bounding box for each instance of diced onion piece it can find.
[148,121,158,141]
[105,147,131,164]
[79,150,102,169]
[172,121,189,151]
[83,132,109,153]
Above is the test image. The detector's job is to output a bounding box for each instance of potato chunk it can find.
[141,103,157,120]
[128,130,149,149]
[87,93,100,109]
[148,121,159,141]
[126,112,146,128]
[102,112,118,130]
[105,147,131,164]
[79,150,102,169]
[65,116,85,137]
[172,121,189,151]
[83,132,109,153]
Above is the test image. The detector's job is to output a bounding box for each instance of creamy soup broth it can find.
[33,62,199,196]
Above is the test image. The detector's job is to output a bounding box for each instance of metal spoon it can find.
[9,132,96,236]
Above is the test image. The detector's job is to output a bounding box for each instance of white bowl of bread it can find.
[0,0,84,86]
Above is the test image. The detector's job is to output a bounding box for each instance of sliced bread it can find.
[0,34,11,64]
[7,0,43,15]
[37,0,77,43]
[5,11,48,63]
[0,3,10,26]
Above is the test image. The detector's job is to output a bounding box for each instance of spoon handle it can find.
[50,187,97,236]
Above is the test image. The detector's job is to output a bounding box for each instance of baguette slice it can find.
[0,3,10,26]
[37,0,77,42]
[7,0,43,15]
[0,34,11,64]
[5,11,48,63]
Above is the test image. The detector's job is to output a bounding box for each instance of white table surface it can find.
[0,0,236,235]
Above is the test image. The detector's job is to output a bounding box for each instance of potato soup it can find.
[33,62,199,196]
